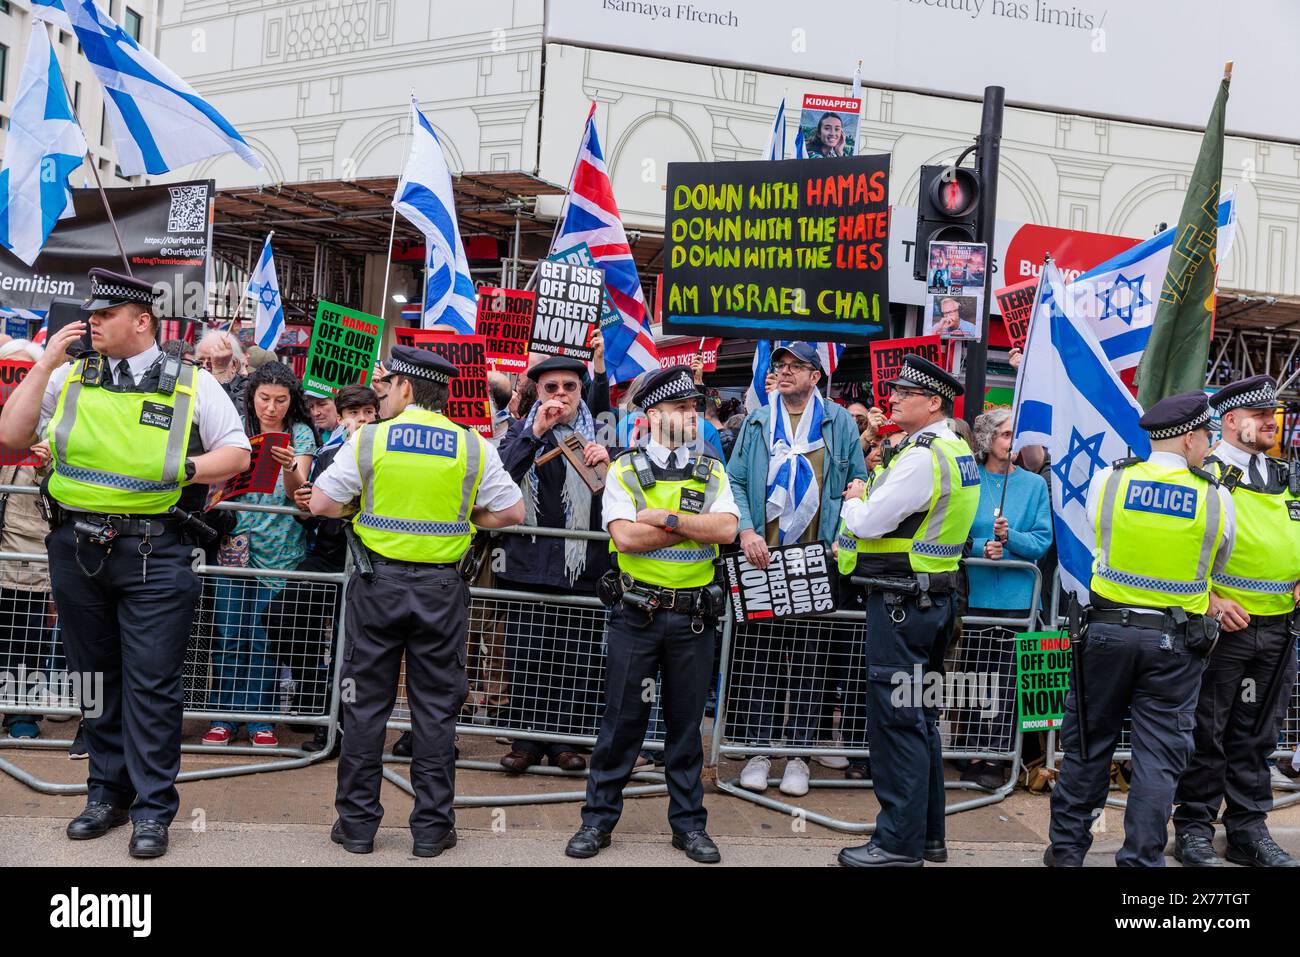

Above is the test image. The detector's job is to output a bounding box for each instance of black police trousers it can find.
[335,563,469,843]
[863,589,954,858]
[1048,621,1204,866]
[47,521,201,825]
[1174,612,1298,844]
[582,604,715,835]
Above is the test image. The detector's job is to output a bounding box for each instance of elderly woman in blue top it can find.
[956,407,1052,789]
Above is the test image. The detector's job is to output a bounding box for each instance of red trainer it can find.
[250,729,279,748]
[202,726,231,746]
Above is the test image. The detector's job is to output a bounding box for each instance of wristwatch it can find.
[664,513,679,531]
[183,458,196,482]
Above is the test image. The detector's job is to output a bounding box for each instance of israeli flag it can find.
[762,99,787,161]
[794,129,809,160]
[393,97,476,334]
[745,340,772,412]
[246,234,285,351]
[0,23,87,266]
[31,0,261,177]
[1011,262,1150,601]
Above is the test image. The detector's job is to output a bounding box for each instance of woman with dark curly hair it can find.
[204,361,317,748]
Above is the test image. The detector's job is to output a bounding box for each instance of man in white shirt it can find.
[0,268,250,859]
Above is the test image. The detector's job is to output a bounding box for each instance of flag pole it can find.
[380,93,416,324]
[51,52,131,275]
[999,253,1052,520]
[525,101,594,292]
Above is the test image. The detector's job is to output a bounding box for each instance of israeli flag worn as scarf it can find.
[765,390,825,544]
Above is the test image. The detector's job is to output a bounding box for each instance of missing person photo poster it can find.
[799,94,862,158]
[924,240,987,340]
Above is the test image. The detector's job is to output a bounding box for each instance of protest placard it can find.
[209,431,290,507]
[868,335,943,414]
[995,278,1038,350]
[657,337,721,372]
[548,243,621,335]
[1016,631,1072,732]
[394,329,492,435]
[302,301,383,396]
[798,94,862,158]
[924,241,987,341]
[721,542,836,625]
[474,287,535,372]
[0,360,38,467]
[663,155,890,342]
[531,257,602,362]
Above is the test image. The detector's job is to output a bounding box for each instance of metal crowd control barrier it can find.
[709,558,1041,833]
[1042,567,1300,812]
[381,524,669,807]
[0,492,347,794]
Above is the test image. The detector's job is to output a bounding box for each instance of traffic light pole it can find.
[962,85,1004,429]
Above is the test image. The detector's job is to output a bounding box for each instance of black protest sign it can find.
[663,155,890,343]
[531,259,601,362]
[722,542,837,624]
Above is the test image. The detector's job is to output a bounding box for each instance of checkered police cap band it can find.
[89,276,156,303]
[898,367,957,401]
[1147,406,1212,440]
[386,356,451,384]
[640,371,697,408]
[1211,385,1277,415]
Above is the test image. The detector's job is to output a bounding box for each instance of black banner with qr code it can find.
[722,542,837,625]
[0,180,215,318]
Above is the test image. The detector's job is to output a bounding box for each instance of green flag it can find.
[1136,68,1230,409]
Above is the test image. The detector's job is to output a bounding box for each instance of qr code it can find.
[167,185,209,232]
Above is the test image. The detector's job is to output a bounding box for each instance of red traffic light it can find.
[927,167,979,219]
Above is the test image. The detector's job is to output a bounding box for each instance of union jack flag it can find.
[550,103,658,384]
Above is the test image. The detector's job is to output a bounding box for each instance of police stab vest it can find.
[836,433,980,576]
[608,448,723,589]
[1205,454,1300,616]
[353,406,484,563]
[48,353,198,514]
[1090,459,1224,614]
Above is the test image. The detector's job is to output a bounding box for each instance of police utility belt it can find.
[1084,605,1221,657]
[598,570,726,633]
[850,570,961,611]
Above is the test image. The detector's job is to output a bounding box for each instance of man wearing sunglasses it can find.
[495,356,614,774]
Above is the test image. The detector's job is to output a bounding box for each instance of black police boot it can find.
[923,840,948,863]
[1225,836,1300,868]
[1173,832,1223,867]
[837,841,923,868]
[128,820,169,859]
[303,728,340,758]
[565,826,611,859]
[413,829,457,859]
[391,731,412,757]
[672,829,721,864]
[330,820,373,854]
[66,802,129,840]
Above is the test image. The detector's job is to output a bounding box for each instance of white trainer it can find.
[739,755,771,792]
[780,757,811,797]
[816,754,850,769]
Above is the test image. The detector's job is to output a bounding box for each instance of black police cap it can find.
[1139,390,1212,439]
[82,267,159,312]
[887,354,964,400]
[383,344,456,384]
[633,366,703,410]
[1209,375,1279,416]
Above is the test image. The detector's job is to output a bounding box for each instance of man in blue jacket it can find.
[726,343,869,797]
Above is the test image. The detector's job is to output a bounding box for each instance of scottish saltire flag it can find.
[246,234,284,350]
[0,24,86,266]
[391,97,475,334]
[1067,195,1236,376]
[32,0,260,177]
[1011,263,1151,600]
[762,98,787,161]
[552,103,657,384]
